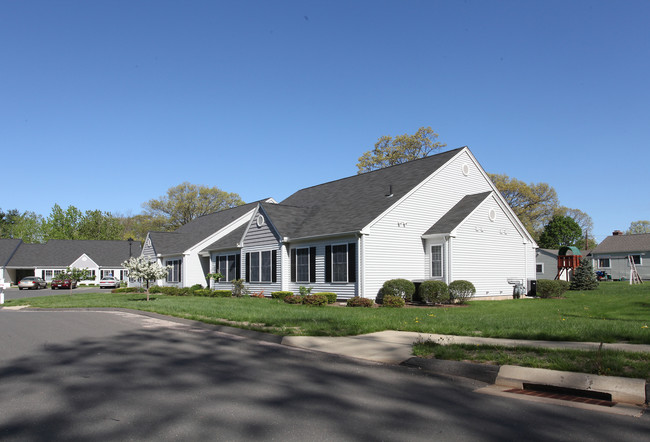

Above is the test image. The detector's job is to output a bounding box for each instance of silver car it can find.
[18,276,47,290]
[99,276,121,289]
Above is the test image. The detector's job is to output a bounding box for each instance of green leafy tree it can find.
[143,182,244,229]
[116,213,171,242]
[0,208,20,238]
[570,258,599,291]
[488,173,559,238]
[77,210,124,240]
[11,211,45,243]
[627,220,650,235]
[356,127,446,174]
[43,204,84,240]
[538,215,583,249]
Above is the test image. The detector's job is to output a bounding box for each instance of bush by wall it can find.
[271,291,293,300]
[418,280,450,304]
[448,280,476,304]
[346,297,374,307]
[111,287,146,293]
[302,294,328,306]
[382,279,416,301]
[313,292,337,304]
[382,294,406,308]
[536,279,570,298]
[284,295,304,304]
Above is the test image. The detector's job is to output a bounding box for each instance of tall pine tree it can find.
[570,258,599,291]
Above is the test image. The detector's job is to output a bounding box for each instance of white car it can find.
[99,276,121,289]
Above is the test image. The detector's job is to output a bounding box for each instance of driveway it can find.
[2,285,108,301]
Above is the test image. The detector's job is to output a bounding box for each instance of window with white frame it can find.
[630,255,642,265]
[166,259,182,282]
[598,258,610,268]
[246,251,274,283]
[296,248,309,283]
[536,263,544,273]
[218,255,239,282]
[332,244,348,283]
[101,270,113,278]
[431,245,443,278]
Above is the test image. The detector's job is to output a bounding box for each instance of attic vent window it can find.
[256,214,265,228]
[488,209,497,222]
[461,163,470,176]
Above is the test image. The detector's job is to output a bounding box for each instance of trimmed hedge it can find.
[448,280,475,304]
[111,287,146,293]
[302,294,328,306]
[382,279,416,301]
[284,295,304,304]
[271,291,293,300]
[536,279,570,298]
[382,294,405,308]
[418,280,450,304]
[313,292,337,304]
[347,297,374,307]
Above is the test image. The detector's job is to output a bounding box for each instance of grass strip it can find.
[412,341,650,381]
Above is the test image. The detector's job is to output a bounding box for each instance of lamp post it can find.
[128,237,134,258]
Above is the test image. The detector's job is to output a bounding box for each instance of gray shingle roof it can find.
[592,233,650,254]
[423,192,492,235]
[149,200,266,255]
[277,147,465,239]
[7,240,142,267]
[201,224,248,252]
[0,239,22,266]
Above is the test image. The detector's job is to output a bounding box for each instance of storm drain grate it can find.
[505,385,616,407]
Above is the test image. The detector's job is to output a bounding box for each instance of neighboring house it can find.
[591,231,650,280]
[0,239,22,288]
[1,239,141,286]
[536,248,558,280]
[145,147,538,300]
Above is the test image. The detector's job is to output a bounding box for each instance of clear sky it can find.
[2,0,648,243]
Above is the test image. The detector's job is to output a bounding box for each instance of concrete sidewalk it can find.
[282,330,650,364]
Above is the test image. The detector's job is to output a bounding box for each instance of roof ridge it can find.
[285,147,465,195]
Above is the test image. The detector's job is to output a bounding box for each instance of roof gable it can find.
[278,148,465,239]
[7,240,142,267]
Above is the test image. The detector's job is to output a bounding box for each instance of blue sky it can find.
[2,0,648,242]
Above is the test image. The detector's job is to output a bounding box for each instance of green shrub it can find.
[346,297,374,307]
[271,291,293,300]
[302,294,328,306]
[284,295,304,304]
[536,279,570,298]
[111,287,146,293]
[382,279,416,301]
[449,280,475,304]
[382,294,405,308]
[189,284,204,292]
[193,289,215,297]
[313,292,337,304]
[212,290,232,298]
[149,286,162,294]
[231,279,248,297]
[418,280,450,304]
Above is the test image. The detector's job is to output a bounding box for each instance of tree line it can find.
[0,183,244,244]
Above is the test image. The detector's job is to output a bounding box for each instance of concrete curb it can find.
[496,365,647,405]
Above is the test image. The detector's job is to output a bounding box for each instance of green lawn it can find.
[5,282,650,343]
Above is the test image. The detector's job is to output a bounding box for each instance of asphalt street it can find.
[0,309,648,441]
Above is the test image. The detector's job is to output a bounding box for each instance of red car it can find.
[51,278,77,289]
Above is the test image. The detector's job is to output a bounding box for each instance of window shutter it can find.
[236,254,241,280]
[272,250,277,283]
[290,249,296,282]
[348,243,357,283]
[245,253,250,283]
[309,247,316,283]
[325,245,332,283]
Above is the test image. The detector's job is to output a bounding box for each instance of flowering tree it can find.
[57,266,92,295]
[121,256,170,300]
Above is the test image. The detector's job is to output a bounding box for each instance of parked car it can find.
[99,276,121,289]
[51,278,77,289]
[18,276,47,290]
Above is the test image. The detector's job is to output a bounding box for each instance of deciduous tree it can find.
[143,182,244,229]
[356,127,446,174]
[121,256,170,300]
[627,220,650,235]
[538,215,583,249]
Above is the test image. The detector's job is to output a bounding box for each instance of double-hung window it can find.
[167,259,182,283]
[218,254,240,282]
[246,251,276,283]
[431,245,443,279]
[291,247,316,283]
[324,243,357,283]
[630,255,642,266]
[598,258,610,268]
